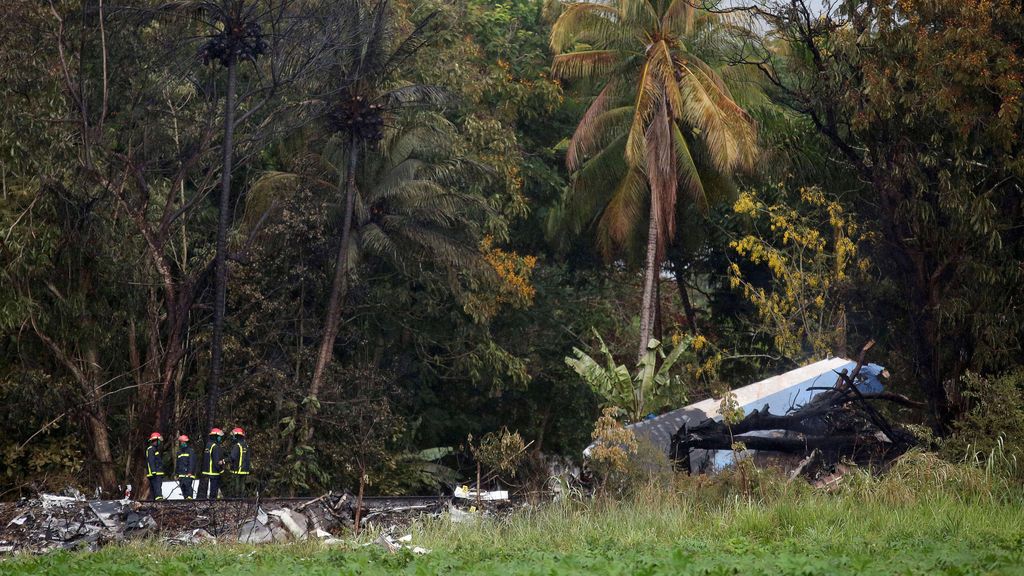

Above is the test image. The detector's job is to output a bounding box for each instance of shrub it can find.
[943,368,1024,483]
[588,407,638,495]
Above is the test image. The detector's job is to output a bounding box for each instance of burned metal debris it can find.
[1,492,505,556]
[669,343,920,477]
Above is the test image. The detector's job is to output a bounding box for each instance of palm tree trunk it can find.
[208,59,237,430]
[638,199,659,363]
[304,135,360,442]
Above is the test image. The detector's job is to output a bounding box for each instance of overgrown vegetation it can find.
[1,0,1022,501]
[4,453,1023,574]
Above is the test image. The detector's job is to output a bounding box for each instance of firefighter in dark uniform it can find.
[145,432,165,500]
[198,428,225,499]
[175,435,197,499]
[226,427,252,497]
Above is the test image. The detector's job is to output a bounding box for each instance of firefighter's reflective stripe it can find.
[202,443,222,476]
[228,440,251,474]
[146,446,163,477]
[176,450,195,478]
[235,442,249,474]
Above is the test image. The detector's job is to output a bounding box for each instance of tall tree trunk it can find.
[208,60,237,430]
[673,263,699,335]
[304,135,360,442]
[30,323,118,492]
[654,276,663,342]
[639,95,674,362]
[638,199,659,363]
[86,404,117,491]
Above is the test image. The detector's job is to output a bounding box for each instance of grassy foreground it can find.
[5,454,1024,575]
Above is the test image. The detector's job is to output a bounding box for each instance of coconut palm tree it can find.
[248,112,483,445]
[351,118,491,277]
[297,0,446,441]
[549,0,758,361]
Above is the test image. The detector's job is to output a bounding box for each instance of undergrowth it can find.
[3,451,1023,575]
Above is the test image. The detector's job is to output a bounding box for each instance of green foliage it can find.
[729,185,870,361]
[757,0,1024,427]
[474,427,526,477]
[5,459,1024,574]
[943,369,1024,482]
[566,330,690,421]
[3,0,1024,498]
[371,448,459,495]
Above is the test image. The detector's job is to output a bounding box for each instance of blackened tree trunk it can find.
[304,135,360,442]
[672,258,699,335]
[208,60,237,430]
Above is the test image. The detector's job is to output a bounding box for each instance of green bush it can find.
[943,368,1024,483]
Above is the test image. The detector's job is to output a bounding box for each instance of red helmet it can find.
[148,432,162,442]
[178,434,190,442]
[231,427,245,437]
[209,428,224,436]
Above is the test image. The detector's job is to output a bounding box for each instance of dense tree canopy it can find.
[1,0,1021,497]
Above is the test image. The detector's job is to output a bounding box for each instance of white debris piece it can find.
[372,533,431,555]
[267,508,309,540]
[453,486,508,501]
[40,494,82,510]
[7,513,31,528]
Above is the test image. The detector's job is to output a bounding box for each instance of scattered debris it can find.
[453,486,508,501]
[370,532,430,555]
[447,504,479,524]
[0,492,482,555]
[267,508,309,541]
[0,496,142,554]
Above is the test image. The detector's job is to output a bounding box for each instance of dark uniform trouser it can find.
[198,474,220,499]
[179,476,194,499]
[147,475,163,500]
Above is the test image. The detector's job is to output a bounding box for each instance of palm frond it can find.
[624,59,660,167]
[620,0,659,31]
[596,167,648,259]
[567,83,615,171]
[383,84,450,109]
[677,60,757,172]
[671,123,707,210]
[550,2,621,53]
[551,51,619,81]
[663,0,696,35]
[359,222,402,266]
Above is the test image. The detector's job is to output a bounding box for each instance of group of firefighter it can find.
[145,426,251,500]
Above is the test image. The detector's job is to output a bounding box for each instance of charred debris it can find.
[666,342,922,480]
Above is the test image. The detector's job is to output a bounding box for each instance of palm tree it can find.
[197,0,268,431]
[298,0,445,441]
[549,0,758,361]
[352,117,491,277]
[250,110,475,447]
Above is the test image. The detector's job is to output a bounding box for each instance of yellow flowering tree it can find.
[464,235,539,322]
[588,407,639,488]
[728,185,872,360]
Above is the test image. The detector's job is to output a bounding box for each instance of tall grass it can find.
[4,451,1022,576]
[413,451,1024,555]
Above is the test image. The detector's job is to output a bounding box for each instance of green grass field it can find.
[5,454,1024,575]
